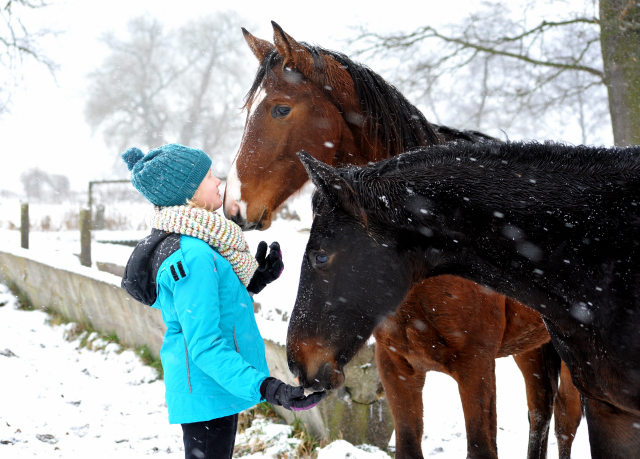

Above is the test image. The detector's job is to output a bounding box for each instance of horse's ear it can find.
[297,150,363,218]
[242,27,275,62]
[297,150,336,192]
[271,21,316,80]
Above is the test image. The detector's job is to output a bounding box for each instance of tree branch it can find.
[363,24,604,80]
[0,0,57,74]
[487,18,599,44]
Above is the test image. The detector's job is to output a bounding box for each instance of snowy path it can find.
[0,280,592,458]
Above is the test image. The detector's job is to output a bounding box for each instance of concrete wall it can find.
[0,250,394,448]
[0,250,166,354]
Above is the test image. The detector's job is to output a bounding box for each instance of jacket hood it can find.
[121,228,180,305]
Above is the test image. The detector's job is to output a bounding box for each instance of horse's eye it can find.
[271,105,291,118]
[311,252,329,268]
[316,254,329,264]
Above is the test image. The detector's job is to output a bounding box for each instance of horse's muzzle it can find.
[234,218,261,231]
[287,344,345,391]
[225,204,265,231]
[292,360,344,392]
[225,211,261,231]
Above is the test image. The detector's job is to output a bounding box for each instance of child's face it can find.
[191,169,223,211]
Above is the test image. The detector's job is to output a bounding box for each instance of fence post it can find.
[80,208,92,267]
[20,203,29,249]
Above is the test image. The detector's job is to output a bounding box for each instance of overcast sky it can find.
[1,0,593,195]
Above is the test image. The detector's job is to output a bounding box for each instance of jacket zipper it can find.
[184,338,192,394]
[233,326,239,352]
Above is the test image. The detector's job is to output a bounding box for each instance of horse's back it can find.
[377,275,551,366]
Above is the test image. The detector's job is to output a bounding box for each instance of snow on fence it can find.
[0,198,152,233]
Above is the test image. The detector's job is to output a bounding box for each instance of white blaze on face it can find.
[248,85,267,120]
[224,84,266,220]
[224,159,247,220]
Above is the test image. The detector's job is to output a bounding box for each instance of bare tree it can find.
[174,12,250,152]
[600,0,640,146]
[354,1,638,146]
[0,0,58,116]
[84,11,253,175]
[20,167,70,202]
[20,166,48,201]
[47,172,70,201]
[84,16,180,152]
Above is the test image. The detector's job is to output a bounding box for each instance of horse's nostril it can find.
[228,212,247,228]
[288,357,301,378]
[317,362,334,386]
[224,201,241,219]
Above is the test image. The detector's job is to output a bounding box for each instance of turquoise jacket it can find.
[149,235,270,424]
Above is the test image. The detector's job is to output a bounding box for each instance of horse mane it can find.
[320,140,640,229]
[244,44,441,158]
[357,140,640,180]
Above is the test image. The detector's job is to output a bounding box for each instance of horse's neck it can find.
[332,121,372,167]
[392,163,628,318]
[335,120,403,166]
[332,79,428,166]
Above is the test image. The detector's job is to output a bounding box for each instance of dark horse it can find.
[224,23,581,458]
[293,142,640,459]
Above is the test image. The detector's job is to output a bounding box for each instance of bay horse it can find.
[293,142,640,459]
[223,22,581,458]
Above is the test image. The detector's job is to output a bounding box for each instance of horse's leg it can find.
[376,344,426,459]
[512,341,560,459]
[452,358,499,459]
[583,398,640,459]
[553,362,582,459]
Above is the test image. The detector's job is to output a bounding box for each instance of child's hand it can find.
[247,241,284,294]
[260,377,326,411]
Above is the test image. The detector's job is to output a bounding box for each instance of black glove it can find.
[260,377,327,411]
[247,241,284,294]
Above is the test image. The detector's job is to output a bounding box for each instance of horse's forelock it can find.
[243,43,339,110]
[243,50,282,111]
[309,166,391,230]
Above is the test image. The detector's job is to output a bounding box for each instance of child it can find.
[120,144,326,459]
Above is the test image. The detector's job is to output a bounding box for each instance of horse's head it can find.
[287,151,415,391]
[224,21,441,230]
[224,22,362,230]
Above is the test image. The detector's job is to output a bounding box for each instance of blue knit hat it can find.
[121,144,212,207]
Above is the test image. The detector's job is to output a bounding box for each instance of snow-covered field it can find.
[0,192,593,458]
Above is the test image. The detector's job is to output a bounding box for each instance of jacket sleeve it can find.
[173,246,267,402]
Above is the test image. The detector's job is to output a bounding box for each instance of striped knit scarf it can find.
[150,205,258,287]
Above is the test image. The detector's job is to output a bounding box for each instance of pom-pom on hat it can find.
[121,144,212,207]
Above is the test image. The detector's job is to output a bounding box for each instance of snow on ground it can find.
[0,190,593,457]
[0,283,180,458]
[0,282,391,459]
[0,280,593,458]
